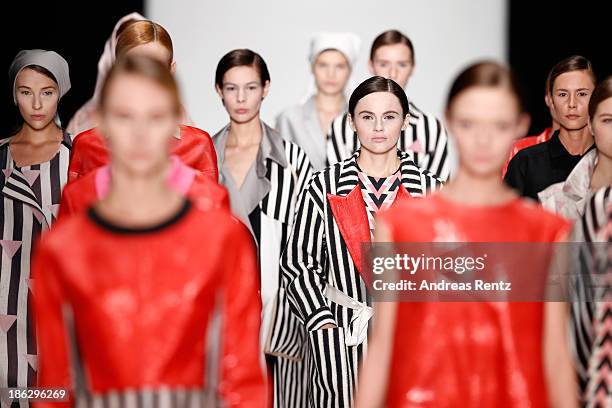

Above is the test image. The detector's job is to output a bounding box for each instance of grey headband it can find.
[9,49,71,104]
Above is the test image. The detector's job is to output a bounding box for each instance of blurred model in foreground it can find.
[68,20,216,182]
[32,55,265,407]
[357,62,577,408]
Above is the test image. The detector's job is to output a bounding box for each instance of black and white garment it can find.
[276,149,442,407]
[326,101,450,181]
[213,122,312,407]
[571,186,611,407]
[0,132,71,405]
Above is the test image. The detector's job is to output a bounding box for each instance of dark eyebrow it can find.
[383,110,400,115]
[358,110,375,115]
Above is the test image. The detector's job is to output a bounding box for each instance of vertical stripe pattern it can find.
[0,132,71,407]
[278,150,442,407]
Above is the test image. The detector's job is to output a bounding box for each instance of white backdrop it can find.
[148,0,507,135]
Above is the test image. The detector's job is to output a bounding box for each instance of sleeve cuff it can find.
[305,307,336,331]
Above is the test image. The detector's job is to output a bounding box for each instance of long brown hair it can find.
[115,20,174,64]
[446,61,523,112]
[99,55,180,115]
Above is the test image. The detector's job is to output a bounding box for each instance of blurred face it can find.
[15,68,59,131]
[590,97,612,159]
[349,92,408,156]
[125,42,176,73]
[551,70,595,131]
[99,73,178,177]
[313,50,351,96]
[369,44,414,89]
[447,86,525,178]
[216,65,269,124]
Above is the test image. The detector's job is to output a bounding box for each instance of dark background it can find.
[1,1,610,137]
[0,1,144,137]
[509,0,611,134]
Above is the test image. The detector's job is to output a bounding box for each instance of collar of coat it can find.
[213,120,288,177]
[326,149,429,279]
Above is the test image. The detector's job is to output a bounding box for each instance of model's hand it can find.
[319,323,338,330]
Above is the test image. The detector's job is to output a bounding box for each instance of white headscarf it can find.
[66,12,145,136]
[301,32,361,103]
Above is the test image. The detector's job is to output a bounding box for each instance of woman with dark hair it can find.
[0,49,71,392]
[327,30,450,181]
[505,55,597,199]
[33,55,265,406]
[278,76,441,407]
[276,32,359,171]
[67,20,217,182]
[539,77,612,221]
[357,62,576,407]
[212,49,313,407]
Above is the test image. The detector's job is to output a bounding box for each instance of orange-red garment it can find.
[502,128,553,177]
[32,202,265,407]
[59,156,229,219]
[68,125,218,182]
[377,194,570,408]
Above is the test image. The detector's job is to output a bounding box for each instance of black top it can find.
[504,130,595,200]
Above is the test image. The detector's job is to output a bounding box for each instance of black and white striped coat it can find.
[0,132,71,401]
[327,101,450,181]
[275,150,442,407]
[571,186,611,406]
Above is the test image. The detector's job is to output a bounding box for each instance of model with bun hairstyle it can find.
[0,49,72,391]
[539,77,612,221]
[505,55,596,199]
[278,76,441,407]
[32,55,265,407]
[67,19,218,182]
[211,48,313,407]
[327,29,450,181]
[67,12,146,136]
[276,32,359,171]
[357,62,577,408]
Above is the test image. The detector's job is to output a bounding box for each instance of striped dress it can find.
[326,101,450,181]
[277,150,442,407]
[213,122,313,407]
[0,131,71,405]
[571,186,612,407]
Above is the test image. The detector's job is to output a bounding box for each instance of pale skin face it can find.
[551,70,595,132]
[312,49,351,96]
[369,43,414,89]
[99,73,178,178]
[125,42,176,74]
[349,91,409,156]
[447,86,527,179]
[15,67,60,131]
[216,65,269,125]
[590,97,612,159]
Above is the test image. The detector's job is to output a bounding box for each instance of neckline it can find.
[432,192,522,212]
[88,199,192,235]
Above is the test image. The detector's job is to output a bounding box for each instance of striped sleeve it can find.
[281,176,336,331]
[424,117,450,181]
